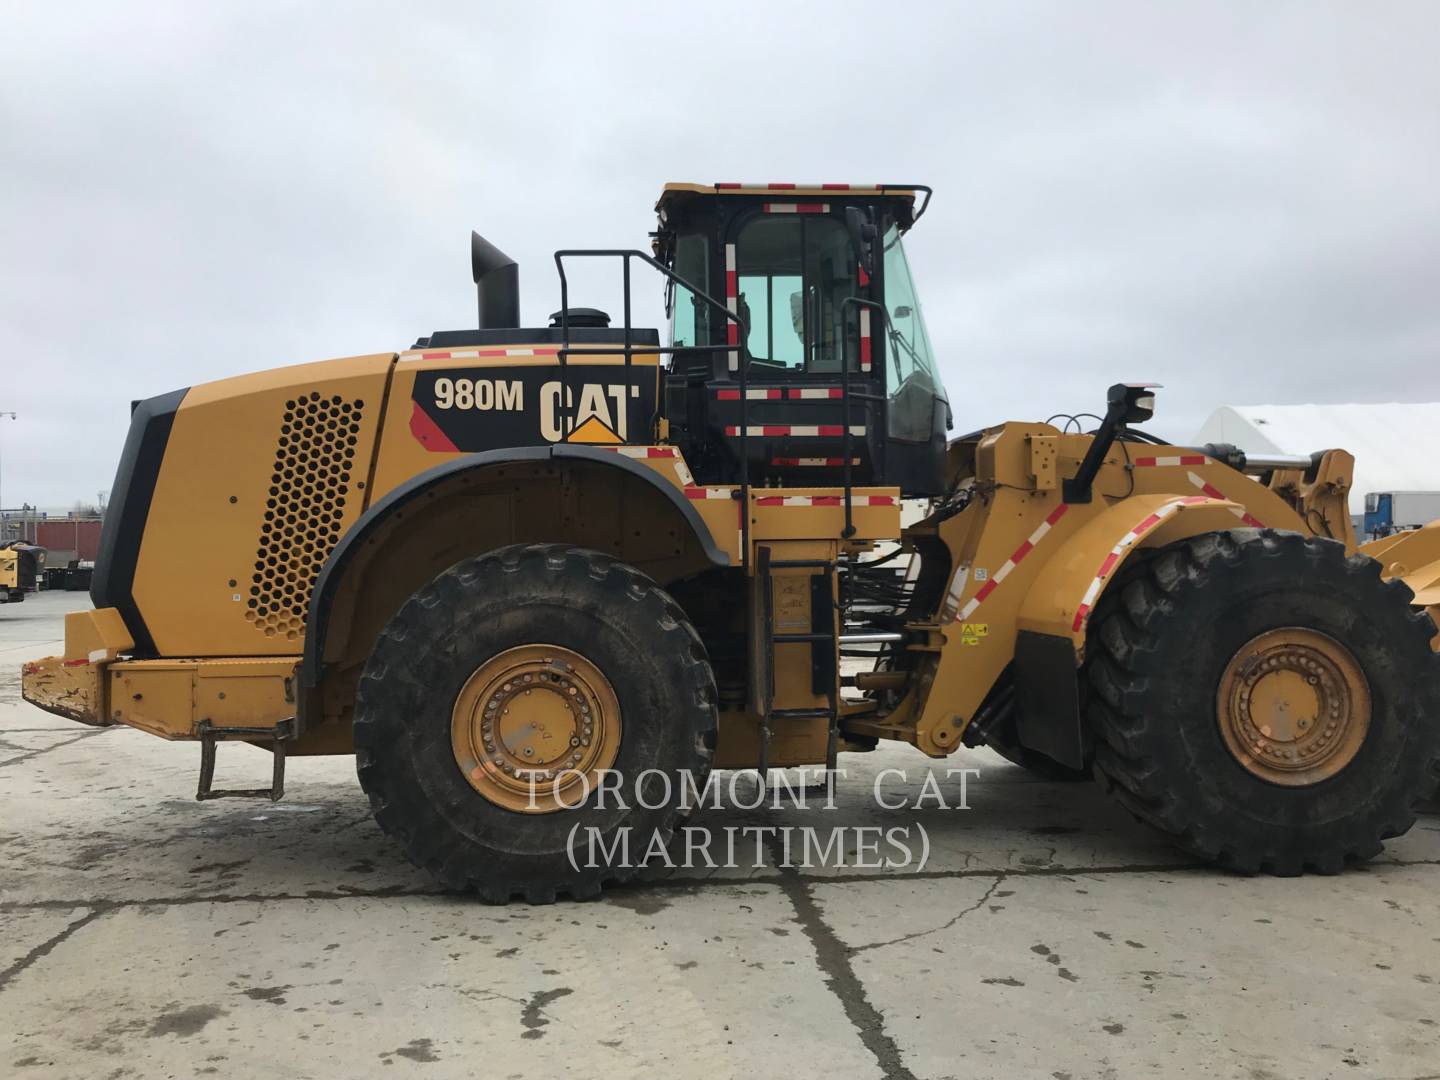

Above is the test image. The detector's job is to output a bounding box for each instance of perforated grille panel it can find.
[248,392,365,640]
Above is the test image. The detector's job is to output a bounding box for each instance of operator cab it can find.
[655,183,952,495]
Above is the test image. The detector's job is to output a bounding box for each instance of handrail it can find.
[838,296,888,539]
[552,248,753,568]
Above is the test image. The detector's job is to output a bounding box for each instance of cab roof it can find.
[656,182,930,230]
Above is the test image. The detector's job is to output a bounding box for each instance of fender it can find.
[301,444,729,690]
[1011,492,1250,768]
[1018,492,1254,645]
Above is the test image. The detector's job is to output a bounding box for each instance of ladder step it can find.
[196,719,294,802]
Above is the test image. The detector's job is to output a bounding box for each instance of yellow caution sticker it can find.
[959,622,989,646]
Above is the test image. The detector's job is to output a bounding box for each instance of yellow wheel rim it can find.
[1216,627,1370,787]
[451,644,621,814]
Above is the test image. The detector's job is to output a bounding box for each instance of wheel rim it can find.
[451,644,621,814]
[1216,627,1370,787]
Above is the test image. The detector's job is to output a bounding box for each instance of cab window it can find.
[882,224,945,440]
[735,215,858,372]
[668,232,711,350]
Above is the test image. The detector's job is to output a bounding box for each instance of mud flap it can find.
[1014,630,1088,769]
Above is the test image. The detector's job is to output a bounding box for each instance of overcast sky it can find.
[4,2,1439,509]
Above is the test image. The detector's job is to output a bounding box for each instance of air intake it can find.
[248,391,365,640]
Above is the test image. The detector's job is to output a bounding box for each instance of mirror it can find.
[844,206,877,278]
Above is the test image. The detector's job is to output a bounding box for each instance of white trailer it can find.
[1364,491,1440,538]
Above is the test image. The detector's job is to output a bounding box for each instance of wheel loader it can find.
[1,541,45,603]
[21,182,1440,901]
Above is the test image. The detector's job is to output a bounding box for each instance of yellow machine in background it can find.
[22,183,1440,901]
[1,541,44,604]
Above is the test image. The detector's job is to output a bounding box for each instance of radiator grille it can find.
[248,391,365,640]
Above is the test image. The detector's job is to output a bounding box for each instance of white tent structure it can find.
[1192,403,1440,515]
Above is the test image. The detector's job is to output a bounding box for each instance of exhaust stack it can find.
[470,230,520,329]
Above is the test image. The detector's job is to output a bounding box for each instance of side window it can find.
[669,232,711,350]
[735,215,858,372]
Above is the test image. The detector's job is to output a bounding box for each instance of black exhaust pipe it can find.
[470,230,520,329]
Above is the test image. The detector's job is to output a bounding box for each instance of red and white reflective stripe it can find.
[716,388,782,400]
[725,243,739,372]
[715,182,881,191]
[605,446,692,484]
[956,504,1070,621]
[414,346,561,360]
[754,494,896,508]
[1133,454,1208,467]
[762,203,830,214]
[858,308,872,372]
[1071,496,1213,633]
[715,387,843,401]
[725,424,866,437]
[772,457,860,467]
[685,485,743,551]
[1186,471,1265,527]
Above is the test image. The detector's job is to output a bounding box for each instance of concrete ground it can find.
[2,590,1438,1080]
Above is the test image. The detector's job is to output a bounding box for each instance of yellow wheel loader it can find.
[1,541,44,604]
[21,183,1440,901]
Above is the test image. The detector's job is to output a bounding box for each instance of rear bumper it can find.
[21,652,301,738]
[20,654,109,726]
[19,607,136,726]
[19,606,299,738]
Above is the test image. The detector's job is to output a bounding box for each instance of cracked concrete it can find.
[3,591,1439,1079]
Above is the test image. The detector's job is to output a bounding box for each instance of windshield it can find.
[883,224,946,440]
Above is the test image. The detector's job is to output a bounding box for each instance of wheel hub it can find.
[451,644,621,813]
[1217,628,1370,787]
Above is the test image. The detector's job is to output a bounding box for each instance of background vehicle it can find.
[1365,490,1440,538]
[22,183,1440,900]
[1,541,44,603]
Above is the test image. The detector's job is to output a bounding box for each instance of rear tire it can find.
[1085,529,1440,875]
[354,544,717,902]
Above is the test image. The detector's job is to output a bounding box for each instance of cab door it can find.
[714,203,882,484]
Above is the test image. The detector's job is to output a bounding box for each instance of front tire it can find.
[1085,529,1440,875]
[354,544,717,902]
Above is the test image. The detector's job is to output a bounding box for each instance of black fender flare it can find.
[301,445,728,689]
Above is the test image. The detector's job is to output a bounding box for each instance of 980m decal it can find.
[409,365,657,451]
